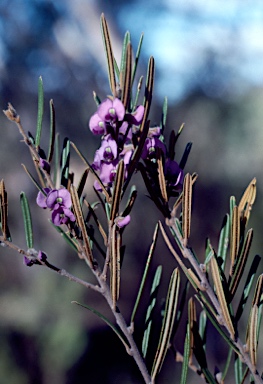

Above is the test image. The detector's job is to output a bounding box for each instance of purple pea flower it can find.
[92,135,118,170]
[89,113,106,135]
[89,98,125,135]
[98,98,125,122]
[141,137,166,160]
[46,188,72,210]
[51,207,76,226]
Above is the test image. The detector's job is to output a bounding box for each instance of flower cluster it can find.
[89,97,144,190]
[89,97,184,199]
[36,188,76,226]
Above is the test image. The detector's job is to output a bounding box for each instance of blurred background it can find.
[0,0,263,383]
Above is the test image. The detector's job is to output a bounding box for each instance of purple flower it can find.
[51,207,76,226]
[37,187,76,226]
[46,188,72,210]
[92,135,118,170]
[89,98,125,135]
[89,113,106,135]
[98,98,125,122]
[36,188,52,208]
[141,137,166,160]
[165,159,184,188]
[125,105,144,125]
[115,215,131,228]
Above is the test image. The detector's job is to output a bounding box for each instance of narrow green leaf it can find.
[60,137,70,188]
[47,99,55,163]
[205,238,214,265]
[131,33,144,87]
[229,229,253,299]
[131,223,159,324]
[199,310,207,344]
[119,31,131,86]
[72,301,130,352]
[180,323,191,384]
[120,42,132,111]
[222,348,233,380]
[132,75,143,112]
[235,255,261,322]
[160,96,168,132]
[151,268,180,381]
[217,214,230,272]
[20,192,33,248]
[235,354,243,384]
[142,56,154,124]
[100,14,117,96]
[182,173,192,245]
[53,132,60,187]
[35,76,44,148]
[195,295,239,354]
[211,256,235,339]
[142,265,162,358]
[110,160,124,221]
[113,57,120,80]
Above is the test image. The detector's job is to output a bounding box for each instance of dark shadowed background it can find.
[0,1,263,383]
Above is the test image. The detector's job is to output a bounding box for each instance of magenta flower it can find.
[46,188,72,210]
[51,207,76,226]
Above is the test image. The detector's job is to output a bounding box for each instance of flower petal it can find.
[89,113,106,135]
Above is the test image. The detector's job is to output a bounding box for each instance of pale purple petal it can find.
[112,98,125,120]
[46,189,59,209]
[115,215,131,228]
[89,113,106,135]
[51,208,62,226]
[57,188,72,208]
[36,188,51,208]
[97,98,114,121]
[126,105,144,125]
